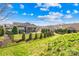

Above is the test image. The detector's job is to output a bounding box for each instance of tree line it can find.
[0,26,54,43]
[55,28,77,34]
[0,26,78,37]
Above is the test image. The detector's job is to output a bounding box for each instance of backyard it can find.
[0,32,79,56]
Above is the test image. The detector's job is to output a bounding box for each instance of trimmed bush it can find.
[55,28,77,34]
[34,33,38,40]
[41,29,54,37]
[28,33,32,40]
[41,29,49,34]
[22,32,26,41]
[49,31,54,36]
[44,33,47,38]
[47,31,50,37]
[0,27,4,36]
[47,43,52,51]
[39,33,43,39]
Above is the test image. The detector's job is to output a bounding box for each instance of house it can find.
[2,22,79,34]
[39,23,79,31]
[4,22,38,33]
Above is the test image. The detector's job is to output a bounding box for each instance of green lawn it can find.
[0,33,79,56]
[0,33,41,41]
[0,36,4,41]
[14,33,41,40]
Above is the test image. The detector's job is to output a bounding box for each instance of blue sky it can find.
[0,3,79,26]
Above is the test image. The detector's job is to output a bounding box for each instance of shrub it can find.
[55,28,77,34]
[22,32,26,41]
[0,27,4,36]
[12,26,18,34]
[55,29,68,34]
[44,33,47,38]
[47,43,52,51]
[50,31,54,36]
[6,30,11,35]
[28,33,32,40]
[39,33,43,39]
[67,29,77,33]
[41,29,48,33]
[34,33,38,40]
[41,29,45,33]
[41,29,54,37]
[47,31,51,37]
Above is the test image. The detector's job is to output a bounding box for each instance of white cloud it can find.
[74,10,79,14]
[35,3,42,8]
[66,10,71,13]
[74,3,78,6]
[36,3,62,8]
[38,15,63,25]
[38,12,63,20]
[40,8,49,11]
[44,3,61,8]
[2,18,9,21]
[0,15,9,21]
[12,11,18,14]
[30,13,34,16]
[35,3,62,11]
[22,12,27,15]
[38,12,73,25]
[64,15,72,19]
[20,4,24,9]
[37,12,74,25]
[49,12,63,19]
[22,13,34,16]
[7,4,13,8]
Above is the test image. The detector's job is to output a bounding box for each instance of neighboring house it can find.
[4,22,38,33]
[4,24,13,31]
[1,23,79,33]
[13,22,37,33]
[39,23,79,31]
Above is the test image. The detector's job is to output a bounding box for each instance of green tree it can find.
[47,30,50,37]
[0,27,4,36]
[39,33,43,39]
[34,33,38,40]
[22,32,26,41]
[44,33,47,38]
[28,33,32,40]
[41,29,47,33]
[12,26,18,34]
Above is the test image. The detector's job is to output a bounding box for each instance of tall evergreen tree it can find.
[0,27,4,36]
[28,33,32,40]
[34,33,38,40]
[22,32,26,41]
[44,33,47,38]
[39,33,43,39]
[12,26,18,34]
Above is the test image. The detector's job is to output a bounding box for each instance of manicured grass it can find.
[14,33,41,40]
[0,36,4,41]
[0,33,79,56]
[0,35,57,56]
[0,33,41,41]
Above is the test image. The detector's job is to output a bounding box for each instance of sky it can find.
[0,3,79,26]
